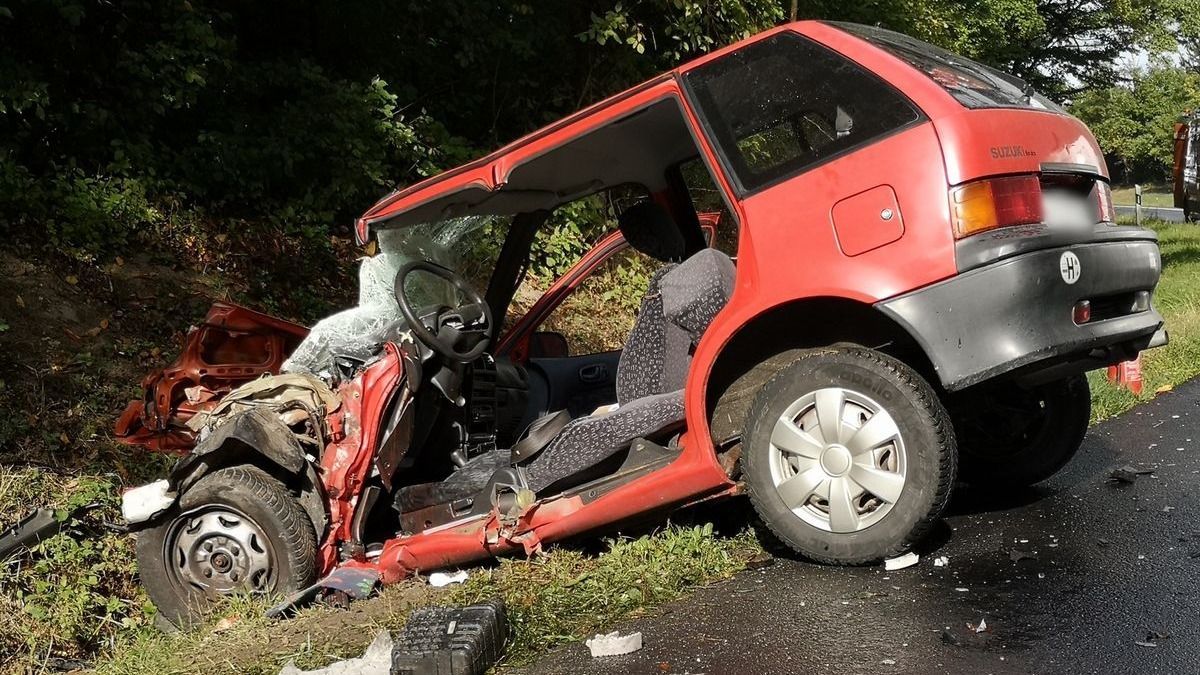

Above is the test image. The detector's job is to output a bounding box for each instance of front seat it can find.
[395,201,733,513]
[521,203,735,493]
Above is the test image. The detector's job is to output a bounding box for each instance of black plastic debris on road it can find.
[1108,465,1156,484]
[1009,549,1036,563]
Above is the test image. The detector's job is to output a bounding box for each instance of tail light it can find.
[950,175,1043,239]
[1095,181,1116,222]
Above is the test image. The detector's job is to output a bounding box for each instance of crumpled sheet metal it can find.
[279,629,393,675]
[186,372,340,433]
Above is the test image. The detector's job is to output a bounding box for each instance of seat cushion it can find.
[523,389,685,493]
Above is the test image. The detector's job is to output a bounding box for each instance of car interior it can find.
[350,95,741,539]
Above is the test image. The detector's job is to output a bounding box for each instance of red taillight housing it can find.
[949,175,1043,239]
[1095,181,1116,223]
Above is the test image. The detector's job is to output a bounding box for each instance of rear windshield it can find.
[832,22,1064,113]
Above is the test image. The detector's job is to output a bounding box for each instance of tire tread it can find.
[744,347,957,565]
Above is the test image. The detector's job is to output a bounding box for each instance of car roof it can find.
[354,20,952,241]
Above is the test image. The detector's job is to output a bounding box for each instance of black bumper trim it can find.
[878,240,1165,391]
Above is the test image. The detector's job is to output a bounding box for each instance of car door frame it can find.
[496,216,719,363]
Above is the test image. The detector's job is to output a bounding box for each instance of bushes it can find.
[1071,67,1200,183]
[0,0,446,261]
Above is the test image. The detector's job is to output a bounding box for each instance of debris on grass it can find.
[586,631,643,657]
[428,570,469,587]
[884,552,919,571]
[969,618,988,633]
[392,599,507,675]
[933,556,949,567]
[744,551,775,570]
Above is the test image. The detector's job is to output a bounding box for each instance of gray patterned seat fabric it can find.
[394,449,512,513]
[524,247,735,492]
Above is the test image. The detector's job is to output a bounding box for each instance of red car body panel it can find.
[316,342,405,574]
[933,108,1107,185]
[114,302,309,453]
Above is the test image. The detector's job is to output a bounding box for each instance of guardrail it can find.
[1114,205,1185,223]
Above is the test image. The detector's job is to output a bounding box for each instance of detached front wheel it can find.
[136,465,317,628]
[743,347,957,564]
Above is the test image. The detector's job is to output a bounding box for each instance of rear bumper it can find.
[878,239,1165,391]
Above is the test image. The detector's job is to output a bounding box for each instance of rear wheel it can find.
[743,347,956,565]
[950,374,1091,488]
[136,465,317,628]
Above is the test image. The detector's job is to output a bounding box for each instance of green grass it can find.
[0,468,151,674]
[449,524,759,666]
[1111,184,1175,208]
[87,524,758,674]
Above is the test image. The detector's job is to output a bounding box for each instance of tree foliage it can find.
[0,0,1195,259]
[1071,66,1200,182]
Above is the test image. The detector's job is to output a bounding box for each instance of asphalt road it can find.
[520,378,1200,675]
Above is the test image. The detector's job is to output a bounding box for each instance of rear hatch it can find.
[838,22,1150,269]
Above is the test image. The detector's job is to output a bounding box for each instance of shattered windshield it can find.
[389,215,511,304]
[282,215,511,376]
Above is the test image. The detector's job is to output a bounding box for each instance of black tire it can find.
[950,374,1091,489]
[136,465,317,628]
[743,347,957,565]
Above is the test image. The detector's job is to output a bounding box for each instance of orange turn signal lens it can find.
[950,175,1043,239]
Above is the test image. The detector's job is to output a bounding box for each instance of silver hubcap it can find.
[768,387,907,533]
[167,507,275,595]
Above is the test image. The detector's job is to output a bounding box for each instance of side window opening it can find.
[506,186,660,355]
[539,246,658,355]
[679,158,738,258]
[684,31,922,193]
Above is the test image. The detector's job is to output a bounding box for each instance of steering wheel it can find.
[394,260,493,362]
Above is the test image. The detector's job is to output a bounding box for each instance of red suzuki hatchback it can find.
[120,21,1165,624]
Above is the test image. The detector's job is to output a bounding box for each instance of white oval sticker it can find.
[1059,251,1081,285]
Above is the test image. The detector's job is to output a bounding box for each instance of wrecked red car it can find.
[120,21,1166,625]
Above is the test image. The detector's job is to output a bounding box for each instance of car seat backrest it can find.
[618,201,686,262]
[615,248,735,405]
[661,248,736,343]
